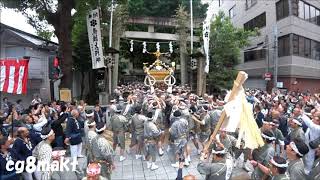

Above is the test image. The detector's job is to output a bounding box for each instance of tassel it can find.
[236,92,264,149]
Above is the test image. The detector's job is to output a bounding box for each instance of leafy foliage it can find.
[112,4,129,44]
[36,29,54,41]
[0,0,57,30]
[207,11,256,92]
[180,0,208,18]
[128,0,207,18]
[174,5,189,84]
[128,0,180,17]
[1,0,76,89]
[174,5,189,39]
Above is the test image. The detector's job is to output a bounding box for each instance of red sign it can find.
[264,72,272,81]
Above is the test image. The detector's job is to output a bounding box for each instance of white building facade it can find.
[210,0,320,92]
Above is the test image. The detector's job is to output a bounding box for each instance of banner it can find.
[0,59,29,94]
[87,9,105,69]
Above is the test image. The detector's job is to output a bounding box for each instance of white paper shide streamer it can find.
[203,1,215,73]
[143,42,147,53]
[130,40,134,52]
[169,41,173,53]
[156,42,160,51]
[87,9,105,69]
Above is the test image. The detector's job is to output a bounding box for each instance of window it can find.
[311,40,317,59]
[292,34,320,60]
[298,1,305,19]
[304,3,310,21]
[310,6,316,23]
[278,35,290,57]
[295,1,320,27]
[305,38,311,58]
[293,34,299,55]
[299,35,305,57]
[246,0,257,10]
[316,43,320,60]
[229,5,236,18]
[276,0,289,20]
[244,12,266,30]
[257,13,266,27]
[244,49,266,62]
[316,9,320,25]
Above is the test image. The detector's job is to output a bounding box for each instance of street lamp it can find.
[190,50,205,95]
[104,47,119,96]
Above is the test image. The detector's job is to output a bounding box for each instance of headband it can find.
[292,119,302,126]
[290,142,303,157]
[96,125,106,133]
[270,158,288,168]
[86,163,101,176]
[262,119,272,125]
[86,112,94,117]
[261,133,276,141]
[40,130,54,139]
[212,148,226,154]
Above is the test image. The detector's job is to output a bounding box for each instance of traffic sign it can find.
[264,72,272,81]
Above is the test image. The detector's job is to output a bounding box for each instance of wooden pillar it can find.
[197,57,204,96]
[202,73,207,95]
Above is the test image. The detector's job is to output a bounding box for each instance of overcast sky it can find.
[0,7,58,43]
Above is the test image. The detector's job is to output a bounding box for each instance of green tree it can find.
[128,0,179,17]
[36,29,54,41]
[111,3,129,89]
[1,0,75,89]
[72,17,91,101]
[72,0,109,102]
[71,0,128,102]
[174,5,189,85]
[128,0,207,18]
[180,0,208,18]
[207,11,256,92]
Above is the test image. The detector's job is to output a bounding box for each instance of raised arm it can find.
[301,114,320,131]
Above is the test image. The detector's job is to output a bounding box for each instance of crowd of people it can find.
[0,84,320,180]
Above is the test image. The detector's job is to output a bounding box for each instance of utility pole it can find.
[273,26,278,90]
[190,0,193,53]
[265,35,269,73]
[189,0,194,90]
[108,0,114,96]
[265,35,270,92]
[109,0,114,48]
